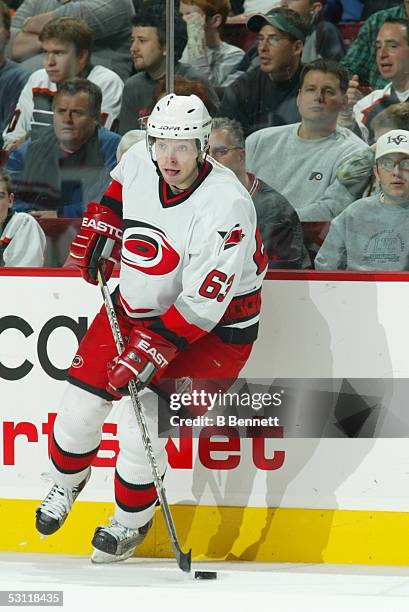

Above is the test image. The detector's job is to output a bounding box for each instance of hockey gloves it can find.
[70,202,122,285]
[106,328,178,397]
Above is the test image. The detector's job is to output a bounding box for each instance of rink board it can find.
[2,269,409,564]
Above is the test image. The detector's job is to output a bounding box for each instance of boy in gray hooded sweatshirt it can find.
[315,129,409,271]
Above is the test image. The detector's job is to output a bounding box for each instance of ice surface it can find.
[1,553,409,612]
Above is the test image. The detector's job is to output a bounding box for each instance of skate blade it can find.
[91,547,135,564]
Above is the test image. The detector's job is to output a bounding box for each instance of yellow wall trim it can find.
[2,499,409,565]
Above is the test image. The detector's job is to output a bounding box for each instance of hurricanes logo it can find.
[122,222,181,276]
[218,224,245,253]
[387,134,408,145]
[309,172,323,181]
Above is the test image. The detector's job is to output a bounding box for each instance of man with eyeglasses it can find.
[209,116,305,267]
[219,8,307,135]
[315,129,409,270]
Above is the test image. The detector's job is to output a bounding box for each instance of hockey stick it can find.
[96,258,192,573]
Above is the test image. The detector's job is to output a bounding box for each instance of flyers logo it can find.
[122,223,181,276]
[218,224,245,253]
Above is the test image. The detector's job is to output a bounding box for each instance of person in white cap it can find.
[34,93,268,563]
[315,128,409,270]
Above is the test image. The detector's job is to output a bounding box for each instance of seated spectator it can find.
[342,1,409,89]
[337,101,409,198]
[315,129,409,270]
[9,0,134,80]
[339,18,409,143]
[282,0,345,61]
[219,8,307,135]
[3,17,123,150]
[246,59,369,220]
[209,116,305,267]
[0,0,29,148]
[0,170,46,266]
[6,79,120,218]
[233,1,345,90]
[179,0,244,87]
[118,0,220,134]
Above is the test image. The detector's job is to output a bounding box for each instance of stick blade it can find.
[176,548,192,573]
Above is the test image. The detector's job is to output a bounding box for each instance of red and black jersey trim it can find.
[219,288,262,325]
[50,434,99,475]
[114,470,159,513]
[213,321,259,344]
[158,160,212,208]
[148,304,206,350]
[213,288,262,344]
[100,180,123,217]
[67,374,118,401]
[149,289,262,348]
[148,317,189,351]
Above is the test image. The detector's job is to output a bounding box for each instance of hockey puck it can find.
[194,571,218,580]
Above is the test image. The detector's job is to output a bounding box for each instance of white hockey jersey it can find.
[3,66,124,146]
[352,83,406,143]
[104,141,268,345]
[0,211,46,267]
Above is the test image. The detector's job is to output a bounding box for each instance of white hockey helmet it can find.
[147,93,212,159]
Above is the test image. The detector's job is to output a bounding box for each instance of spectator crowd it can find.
[1,0,409,271]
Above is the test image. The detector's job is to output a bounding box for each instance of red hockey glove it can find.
[70,202,122,285]
[106,328,178,397]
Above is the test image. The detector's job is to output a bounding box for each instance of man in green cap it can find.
[219,7,308,136]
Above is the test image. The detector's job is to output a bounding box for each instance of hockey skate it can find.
[91,518,153,563]
[35,469,91,536]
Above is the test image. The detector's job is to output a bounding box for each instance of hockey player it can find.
[35,94,268,563]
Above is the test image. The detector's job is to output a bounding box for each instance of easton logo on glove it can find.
[69,202,122,285]
[137,338,169,368]
[82,218,123,240]
[106,327,178,398]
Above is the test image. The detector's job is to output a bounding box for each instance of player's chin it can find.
[163,169,181,180]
